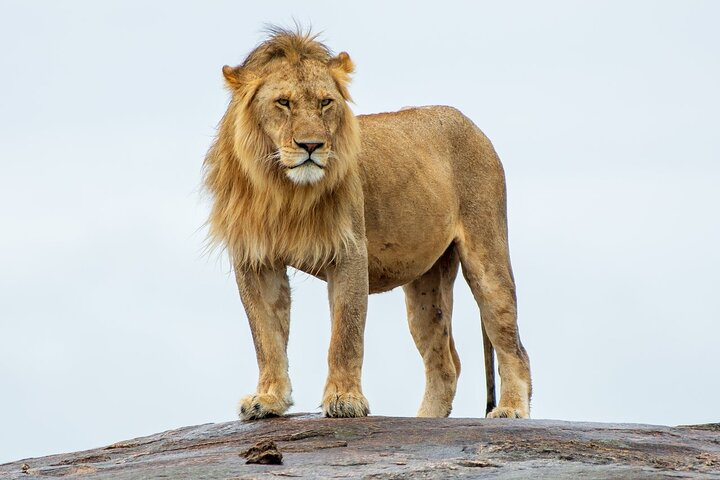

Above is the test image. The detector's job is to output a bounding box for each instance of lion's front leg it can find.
[322,245,370,418]
[235,265,293,420]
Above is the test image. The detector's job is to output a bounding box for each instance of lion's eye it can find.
[276,98,290,108]
[320,98,333,107]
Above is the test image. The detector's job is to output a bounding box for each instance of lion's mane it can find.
[203,29,362,270]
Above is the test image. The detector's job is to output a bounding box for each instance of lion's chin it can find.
[285,163,326,185]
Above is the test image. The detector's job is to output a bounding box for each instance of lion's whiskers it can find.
[264,149,282,164]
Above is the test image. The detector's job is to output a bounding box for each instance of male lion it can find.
[204,29,531,420]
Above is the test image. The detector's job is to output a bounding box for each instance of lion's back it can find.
[357,105,501,184]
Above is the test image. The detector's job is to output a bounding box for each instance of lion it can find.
[203,28,532,420]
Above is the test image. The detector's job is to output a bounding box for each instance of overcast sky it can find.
[1,0,719,464]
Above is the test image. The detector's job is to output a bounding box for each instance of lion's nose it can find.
[294,140,324,154]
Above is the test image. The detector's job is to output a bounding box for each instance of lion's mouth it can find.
[289,159,324,169]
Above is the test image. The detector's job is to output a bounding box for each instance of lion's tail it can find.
[482,321,497,416]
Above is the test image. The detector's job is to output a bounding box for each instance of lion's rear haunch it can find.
[204,27,531,420]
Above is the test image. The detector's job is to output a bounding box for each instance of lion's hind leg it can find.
[457,227,531,419]
[403,244,461,417]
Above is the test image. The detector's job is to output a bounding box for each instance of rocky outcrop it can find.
[2,414,719,479]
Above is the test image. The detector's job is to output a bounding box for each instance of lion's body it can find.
[354,108,499,294]
[205,29,531,420]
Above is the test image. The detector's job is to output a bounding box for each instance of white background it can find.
[1,0,718,464]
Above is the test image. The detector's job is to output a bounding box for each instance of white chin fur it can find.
[285,163,326,185]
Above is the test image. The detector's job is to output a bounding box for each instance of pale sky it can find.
[1,0,719,464]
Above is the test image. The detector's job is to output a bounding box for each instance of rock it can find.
[1,414,719,479]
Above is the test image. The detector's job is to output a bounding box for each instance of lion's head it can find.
[219,28,359,188]
[204,29,362,269]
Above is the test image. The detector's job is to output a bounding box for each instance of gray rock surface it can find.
[2,415,719,479]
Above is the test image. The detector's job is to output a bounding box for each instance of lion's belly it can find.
[292,207,455,293]
[362,166,459,293]
[365,229,455,293]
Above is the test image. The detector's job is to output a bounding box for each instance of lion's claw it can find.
[238,393,292,421]
[321,392,370,418]
[486,406,528,419]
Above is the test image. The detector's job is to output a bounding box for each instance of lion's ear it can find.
[222,65,244,88]
[222,65,263,107]
[328,52,355,101]
[222,65,263,100]
[328,52,355,74]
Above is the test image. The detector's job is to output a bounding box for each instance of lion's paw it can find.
[238,393,292,421]
[486,406,529,419]
[321,392,370,418]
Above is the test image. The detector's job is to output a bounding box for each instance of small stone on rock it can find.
[241,439,283,465]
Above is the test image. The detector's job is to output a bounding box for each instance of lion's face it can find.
[222,49,358,189]
[253,61,346,185]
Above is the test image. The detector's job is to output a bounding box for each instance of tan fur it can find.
[204,28,532,420]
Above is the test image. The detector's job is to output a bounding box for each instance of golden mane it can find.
[203,29,361,271]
